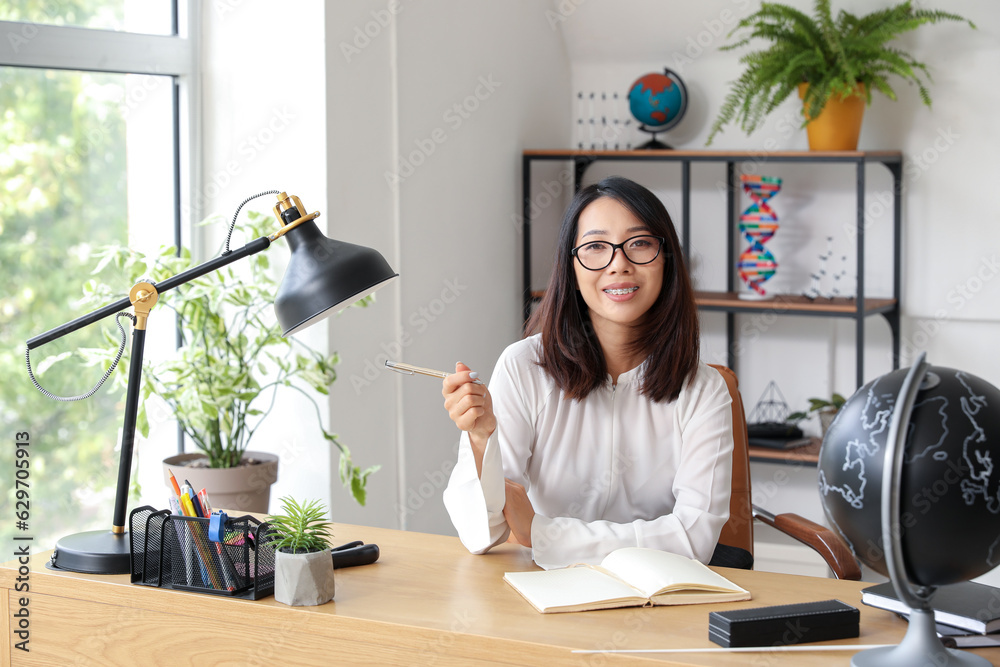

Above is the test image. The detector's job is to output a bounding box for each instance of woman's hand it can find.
[503,478,535,547]
[443,362,496,474]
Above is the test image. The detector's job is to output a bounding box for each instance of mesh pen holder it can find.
[129,505,276,600]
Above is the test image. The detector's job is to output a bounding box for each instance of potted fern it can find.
[267,497,336,606]
[82,212,378,511]
[706,0,975,149]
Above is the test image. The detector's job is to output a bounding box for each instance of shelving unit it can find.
[748,437,822,465]
[522,149,903,391]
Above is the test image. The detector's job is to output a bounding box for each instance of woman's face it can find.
[572,197,665,335]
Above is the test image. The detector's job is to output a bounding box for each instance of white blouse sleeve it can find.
[530,370,734,569]
[441,430,509,553]
[442,345,535,553]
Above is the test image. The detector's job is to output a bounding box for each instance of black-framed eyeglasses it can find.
[571,235,667,271]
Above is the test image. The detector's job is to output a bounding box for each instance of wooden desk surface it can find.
[3,522,998,666]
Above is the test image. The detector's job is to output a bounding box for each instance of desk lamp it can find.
[26,191,398,575]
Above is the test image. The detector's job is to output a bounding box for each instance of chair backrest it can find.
[710,364,754,556]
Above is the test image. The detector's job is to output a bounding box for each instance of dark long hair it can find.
[525,176,699,402]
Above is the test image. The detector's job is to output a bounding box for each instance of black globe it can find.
[818,365,1000,587]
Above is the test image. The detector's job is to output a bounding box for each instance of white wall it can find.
[322,0,404,527]
[193,0,332,510]
[325,1,571,532]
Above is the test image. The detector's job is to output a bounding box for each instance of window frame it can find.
[0,2,201,457]
[0,1,202,246]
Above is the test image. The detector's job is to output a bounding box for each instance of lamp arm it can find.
[27,236,271,350]
[153,236,270,295]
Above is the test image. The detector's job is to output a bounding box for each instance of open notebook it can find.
[503,547,750,613]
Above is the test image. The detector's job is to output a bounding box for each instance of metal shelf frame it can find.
[521,149,903,389]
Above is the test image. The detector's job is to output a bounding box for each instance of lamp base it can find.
[852,609,990,667]
[46,529,131,575]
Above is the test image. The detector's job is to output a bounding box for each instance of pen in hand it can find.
[385,360,484,384]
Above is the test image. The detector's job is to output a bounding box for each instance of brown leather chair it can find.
[710,364,862,580]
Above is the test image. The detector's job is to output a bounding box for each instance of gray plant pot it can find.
[274,549,335,606]
[818,407,838,438]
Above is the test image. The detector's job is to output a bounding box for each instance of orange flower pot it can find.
[798,83,866,151]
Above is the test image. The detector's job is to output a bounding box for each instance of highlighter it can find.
[179,493,197,517]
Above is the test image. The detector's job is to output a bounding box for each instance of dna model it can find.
[737,174,782,298]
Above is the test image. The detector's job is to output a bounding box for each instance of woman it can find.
[442,176,734,570]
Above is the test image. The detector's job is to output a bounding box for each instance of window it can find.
[0,1,174,34]
[0,2,196,551]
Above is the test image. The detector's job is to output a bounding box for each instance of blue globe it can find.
[628,69,687,130]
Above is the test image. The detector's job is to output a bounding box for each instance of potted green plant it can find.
[706,0,975,149]
[788,392,847,436]
[82,211,378,511]
[267,496,336,606]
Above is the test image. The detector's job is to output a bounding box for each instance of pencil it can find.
[167,469,182,497]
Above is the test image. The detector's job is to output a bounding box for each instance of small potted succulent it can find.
[267,496,336,606]
[788,393,847,437]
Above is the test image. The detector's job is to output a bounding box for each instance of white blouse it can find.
[442,335,734,570]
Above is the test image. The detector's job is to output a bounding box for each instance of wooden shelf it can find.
[523,148,903,163]
[749,437,822,466]
[694,291,897,316]
[531,289,896,317]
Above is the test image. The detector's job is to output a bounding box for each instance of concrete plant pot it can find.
[818,407,839,438]
[274,549,335,606]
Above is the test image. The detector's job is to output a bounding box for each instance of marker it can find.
[188,488,205,518]
[179,482,196,516]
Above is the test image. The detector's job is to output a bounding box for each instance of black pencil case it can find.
[708,599,860,648]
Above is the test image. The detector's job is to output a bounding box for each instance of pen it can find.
[385,360,484,384]
[188,488,206,518]
[172,479,196,584]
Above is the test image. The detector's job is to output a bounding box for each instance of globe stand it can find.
[853,608,988,667]
[852,352,990,667]
[635,126,672,150]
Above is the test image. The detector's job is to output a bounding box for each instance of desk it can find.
[3,523,998,666]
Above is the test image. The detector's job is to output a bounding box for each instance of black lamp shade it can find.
[274,219,398,336]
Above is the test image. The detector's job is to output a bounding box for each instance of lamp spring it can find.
[26,311,136,402]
